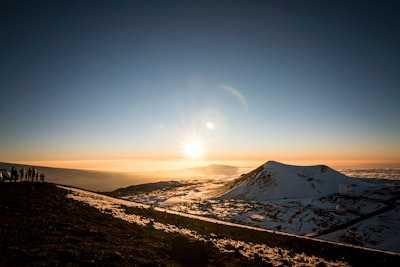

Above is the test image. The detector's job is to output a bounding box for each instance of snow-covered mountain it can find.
[108,161,400,252]
[221,161,351,201]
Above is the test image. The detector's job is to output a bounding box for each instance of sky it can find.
[1,0,399,170]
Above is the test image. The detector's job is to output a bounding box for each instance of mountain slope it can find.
[0,183,267,266]
[221,161,351,201]
[0,162,139,191]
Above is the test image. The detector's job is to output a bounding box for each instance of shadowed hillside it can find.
[0,183,258,266]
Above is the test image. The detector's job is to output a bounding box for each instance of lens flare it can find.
[205,121,215,130]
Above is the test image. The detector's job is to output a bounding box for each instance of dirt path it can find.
[62,185,400,266]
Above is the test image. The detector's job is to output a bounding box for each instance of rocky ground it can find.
[0,183,260,266]
[1,183,399,266]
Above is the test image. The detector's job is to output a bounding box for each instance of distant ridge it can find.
[0,162,135,191]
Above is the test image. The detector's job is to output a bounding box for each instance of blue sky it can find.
[0,1,399,167]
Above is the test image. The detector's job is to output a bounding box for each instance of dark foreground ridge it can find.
[0,183,256,266]
[1,183,400,266]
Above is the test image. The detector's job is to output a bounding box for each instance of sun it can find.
[183,142,204,159]
[205,121,215,130]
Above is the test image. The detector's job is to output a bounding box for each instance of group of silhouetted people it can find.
[0,166,45,183]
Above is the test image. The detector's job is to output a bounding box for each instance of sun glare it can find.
[205,121,215,130]
[183,143,204,159]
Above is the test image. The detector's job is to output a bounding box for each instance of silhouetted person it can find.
[3,170,11,182]
[31,168,36,182]
[27,168,32,181]
[35,171,39,182]
[40,173,45,182]
[19,168,25,181]
[11,167,18,182]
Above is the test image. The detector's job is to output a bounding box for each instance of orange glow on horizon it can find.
[7,142,400,173]
[13,155,400,174]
